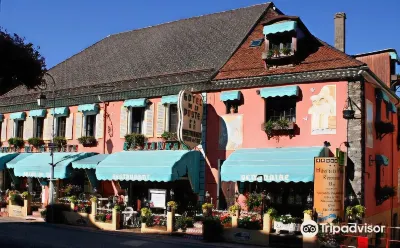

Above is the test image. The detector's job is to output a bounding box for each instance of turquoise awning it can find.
[10,112,26,120]
[376,155,389,166]
[389,52,399,61]
[260,85,300,98]
[123,98,148,108]
[263,21,297,36]
[50,107,69,116]
[221,147,325,182]
[220,91,241,101]
[72,154,109,169]
[78,104,99,113]
[376,89,390,103]
[29,109,47,117]
[96,150,201,193]
[13,152,96,179]
[6,153,33,169]
[161,95,178,104]
[389,102,397,113]
[0,153,19,170]
[0,114,3,122]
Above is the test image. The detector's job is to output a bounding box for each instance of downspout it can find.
[103,102,107,155]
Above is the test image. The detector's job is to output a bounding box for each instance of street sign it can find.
[177,90,203,150]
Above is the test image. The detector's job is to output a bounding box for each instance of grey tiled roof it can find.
[0,3,270,101]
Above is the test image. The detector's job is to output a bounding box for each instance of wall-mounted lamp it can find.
[348,193,355,204]
[343,97,355,119]
[356,191,362,201]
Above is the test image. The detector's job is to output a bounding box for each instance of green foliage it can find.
[8,137,25,148]
[245,192,263,212]
[40,209,47,218]
[0,28,47,95]
[27,137,44,147]
[346,205,365,221]
[95,213,106,222]
[124,133,145,147]
[161,132,177,141]
[228,204,241,215]
[281,47,292,55]
[275,215,302,224]
[167,201,178,210]
[266,49,274,59]
[263,120,275,135]
[238,216,262,230]
[202,203,213,210]
[140,207,152,224]
[9,193,23,206]
[203,217,223,242]
[267,208,278,219]
[303,209,313,216]
[68,195,78,204]
[77,136,96,146]
[54,136,67,148]
[21,191,30,199]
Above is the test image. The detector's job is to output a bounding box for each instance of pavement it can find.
[0,217,263,248]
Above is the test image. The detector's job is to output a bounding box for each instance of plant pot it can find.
[343,109,355,119]
[141,223,147,229]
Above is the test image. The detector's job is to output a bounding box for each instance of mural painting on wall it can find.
[219,114,243,150]
[366,99,374,148]
[308,85,337,135]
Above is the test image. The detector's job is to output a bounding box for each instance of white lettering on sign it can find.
[240,174,290,182]
[23,172,49,178]
[112,174,150,181]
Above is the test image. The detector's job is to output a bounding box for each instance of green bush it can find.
[203,217,223,242]
[45,204,70,223]
[68,195,78,204]
[161,132,177,141]
[27,137,44,147]
[124,133,145,147]
[8,137,25,148]
[77,136,97,146]
[9,193,23,206]
[54,136,67,148]
[21,191,30,199]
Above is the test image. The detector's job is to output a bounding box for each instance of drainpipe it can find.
[103,102,107,155]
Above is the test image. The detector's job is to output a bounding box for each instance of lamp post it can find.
[205,191,210,203]
[170,189,174,201]
[37,72,56,205]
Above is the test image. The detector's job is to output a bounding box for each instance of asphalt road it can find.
[0,217,257,248]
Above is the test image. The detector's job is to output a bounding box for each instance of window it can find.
[225,101,239,114]
[130,108,144,134]
[266,97,296,122]
[168,104,178,133]
[269,35,292,51]
[250,39,263,47]
[85,115,96,137]
[34,117,44,138]
[15,120,24,138]
[57,117,66,137]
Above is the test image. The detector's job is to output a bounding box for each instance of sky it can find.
[0,0,399,69]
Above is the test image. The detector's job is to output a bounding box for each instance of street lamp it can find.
[170,189,174,201]
[205,191,210,203]
[37,72,56,206]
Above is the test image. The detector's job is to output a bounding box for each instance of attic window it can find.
[250,39,264,47]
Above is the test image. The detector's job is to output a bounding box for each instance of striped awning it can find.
[10,112,26,120]
[29,109,47,117]
[263,21,297,36]
[72,154,108,169]
[123,98,148,108]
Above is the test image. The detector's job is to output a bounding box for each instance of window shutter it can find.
[96,110,104,139]
[65,114,74,140]
[23,117,33,140]
[1,120,7,142]
[75,112,83,139]
[43,116,54,141]
[120,106,128,138]
[143,104,154,137]
[156,102,166,137]
[7,119,14,139]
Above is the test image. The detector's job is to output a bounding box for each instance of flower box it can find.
[273,221,301,234]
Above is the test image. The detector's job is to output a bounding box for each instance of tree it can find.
[0,28,46,95]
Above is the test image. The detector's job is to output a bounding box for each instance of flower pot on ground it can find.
[9,192,23,206]
[77,136,97,147]
[27,137,45,148]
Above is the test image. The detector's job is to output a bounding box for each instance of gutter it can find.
[357,67,400,105]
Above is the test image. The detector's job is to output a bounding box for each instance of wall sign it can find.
[149,189,166,209]
[219,114,243,150]
[313,157,344,223]
[23,172,50,178]
[112,174,150,181]
[177,90,203,150]
[240,174,289,182]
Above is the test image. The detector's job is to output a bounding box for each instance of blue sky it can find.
[0,0,399,69]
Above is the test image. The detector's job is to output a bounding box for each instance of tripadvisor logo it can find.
[301,220,385,237]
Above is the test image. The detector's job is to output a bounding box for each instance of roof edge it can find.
[353,48,398,58]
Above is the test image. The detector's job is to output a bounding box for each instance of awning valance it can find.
[29,109,47,117]
[260,85,299,99]
[96,150,201,193]
[10,112,26,120]
[263,21,297,36]
[161,95,178,104]
[220,91,241,101]
[0,153,19,170]
[13,152,96,179]
[0,114,3,122]
[376,89,390,103]
[72,154,109,169]
[6,153,33,169]
[376,154,389,166]
[123,98,148,108]
[50,107,69,117]
[221,146,324,182]
[78,104,99,114]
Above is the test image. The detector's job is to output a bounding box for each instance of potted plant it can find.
[161,132,177,141]
[245,192,263,212]
[228,204,241,216]
[281,47,292,56]
[124,133,146,149]
[266,207,278,219]
[90,196,98,202]
[27,137,45,148]
[375,121,395,134]
[273,215,302,234]
[346,205,365,223]
[175,216,187,232]
[8,137,25,149]
[202,203,213,217]
[54,136,67,149]
[9,192,23,206]
[167,201,177,212]
[140,207,152,228]
[77,136,97,147]
[95,213,106,222]
[68,195,78,204]
[21,191,30,200]
[273,48,281,57]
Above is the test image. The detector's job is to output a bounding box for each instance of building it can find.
[0,2,398,229]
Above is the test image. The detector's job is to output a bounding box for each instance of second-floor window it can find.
[15,120,24,138]
[266,97,296,122]
[130,108,144,134]
[168,104,178,133]
[85,115,96,137]
[34,117,44,138]
[57,117,66,137]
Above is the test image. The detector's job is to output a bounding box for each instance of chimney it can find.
[334,12,346,52]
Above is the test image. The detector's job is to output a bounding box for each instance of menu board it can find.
[314,157,344,223]
[149,189,166,209]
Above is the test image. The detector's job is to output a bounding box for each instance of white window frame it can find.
[83,112,97,137]
[33,117,44,139]
[128,107,145,135]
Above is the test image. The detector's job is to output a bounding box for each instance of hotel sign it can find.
[240,174,290,182]
[112,174,150,181]
[177,90,204,150]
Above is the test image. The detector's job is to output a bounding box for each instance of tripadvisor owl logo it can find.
[301,220,319,237]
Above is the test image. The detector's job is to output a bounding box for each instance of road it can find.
[0,217,257,248]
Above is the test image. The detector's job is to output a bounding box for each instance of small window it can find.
[266,97,296,122]
[250,39,264,47]
[35,117,44,138]
[85,115,96,137]
[57,117,66,137]
[169,104,178,133]
[131,108,144,134]
[225,101,239,114]
[15,120,24,138]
